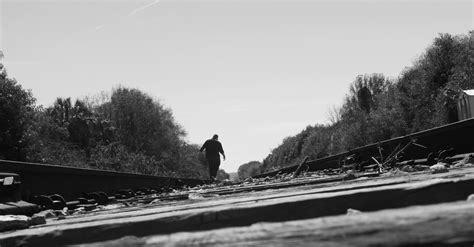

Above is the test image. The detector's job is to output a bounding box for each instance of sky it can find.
[0,0,472,173]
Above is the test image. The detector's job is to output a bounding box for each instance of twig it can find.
[371,156,384,173]
[377,143,384,163]
[385,143,401,164]
[383,140,415,166]
[412,142,427,149]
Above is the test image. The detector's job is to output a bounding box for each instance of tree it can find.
[238,161,262,179]
[0,58,36,160]
[49,97,72,126]
[338,74,392,150]
[216,169,230,181]
[174,143,208,179]
[257,32,472,174]
[397,32,473,129]
[301,124,335,160]
[106,87,185,166]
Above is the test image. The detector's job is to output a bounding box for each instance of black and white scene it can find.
[0,0,473,245]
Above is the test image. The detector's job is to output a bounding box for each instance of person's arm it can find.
[199,141,208,152]
[219,143,226,160]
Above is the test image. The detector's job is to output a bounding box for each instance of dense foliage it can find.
[216,169,230,181]
[0,56,208,178]
[237,161,262,179]
[254,31,473,174]
[0,60,36,161]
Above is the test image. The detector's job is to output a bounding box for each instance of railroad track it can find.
[0,160,208,215]
[2,119,472,213]
[255,118,474,178]
[1,119,474,245]
[1,160,474,246]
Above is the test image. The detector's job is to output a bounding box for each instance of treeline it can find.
[237,161,262,180]
[244,32,473,176]
[0,58,214,178]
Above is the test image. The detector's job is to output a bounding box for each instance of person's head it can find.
[212,134,218,140]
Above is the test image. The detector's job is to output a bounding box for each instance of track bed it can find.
[2,163,474,246]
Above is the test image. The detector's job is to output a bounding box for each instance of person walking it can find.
[200,134,226,181]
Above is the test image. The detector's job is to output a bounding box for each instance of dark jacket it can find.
[200,139,224,157]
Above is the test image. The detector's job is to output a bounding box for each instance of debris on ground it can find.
[188,193,205,200]
[0,215,29,232]
[28,214,46,226]
[346,208,362,215]
[430,163,449,174]
[414,165,430,171]
[0,213,48,232]
[149,199,161,204]
[453,154,474,168]
[401,165,416,172]
[343,171,357,181]
[34,210,56,219]
[243,177,254,183]
[467,194,474,201]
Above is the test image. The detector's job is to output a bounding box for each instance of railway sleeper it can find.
[4,167,474,245]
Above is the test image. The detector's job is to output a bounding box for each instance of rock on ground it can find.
[0,215,29,232]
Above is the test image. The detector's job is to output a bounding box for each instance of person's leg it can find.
[211,158,221,179]
[207,155,220,181]
[207,161,215,181]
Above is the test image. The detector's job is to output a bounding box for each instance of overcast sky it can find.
[1,0,472,172]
